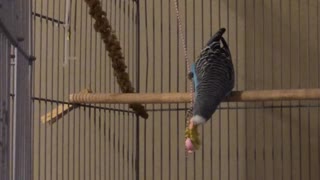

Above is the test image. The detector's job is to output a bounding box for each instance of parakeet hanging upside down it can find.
[185,28,235,153]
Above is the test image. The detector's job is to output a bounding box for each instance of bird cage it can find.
[1,0,320,180]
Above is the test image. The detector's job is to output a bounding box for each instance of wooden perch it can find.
[69,88,320,104]
[41,89,93,124]
[40,104,75,124]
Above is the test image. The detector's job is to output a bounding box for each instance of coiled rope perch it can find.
[69,88,320,104]
[84,0,148,118]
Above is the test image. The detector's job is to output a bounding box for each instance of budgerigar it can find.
[185,28,235,153]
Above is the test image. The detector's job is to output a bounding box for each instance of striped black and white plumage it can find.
[189,28,234,125]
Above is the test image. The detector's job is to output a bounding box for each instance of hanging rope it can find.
[84,0,148,119]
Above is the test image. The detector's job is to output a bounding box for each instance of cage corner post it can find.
[0,28,11,180]
[11,0,33,179]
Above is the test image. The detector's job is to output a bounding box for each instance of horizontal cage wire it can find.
[0,0,320,180]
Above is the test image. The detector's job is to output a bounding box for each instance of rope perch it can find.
[84,0,148,118]
[69,88,320,104]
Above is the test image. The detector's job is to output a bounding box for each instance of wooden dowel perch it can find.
[69,88,320,104]
[40,104,75,124]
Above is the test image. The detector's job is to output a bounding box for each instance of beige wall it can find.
[32,0,320,180]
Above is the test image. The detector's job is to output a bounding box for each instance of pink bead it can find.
[185,138,194,153]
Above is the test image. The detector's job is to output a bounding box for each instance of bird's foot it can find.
[224,91,233,101]
[226,91,232,97]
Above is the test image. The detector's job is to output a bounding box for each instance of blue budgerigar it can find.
[185,28,234,152]
[189,28,235,126]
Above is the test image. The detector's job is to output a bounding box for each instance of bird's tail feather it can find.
[220,36,231,55]
[205,28,226,47]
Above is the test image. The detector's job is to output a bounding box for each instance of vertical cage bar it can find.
[143,1,149,180]
[168,0,172,180]
[72,0,77,179]
[13,49,33,180]
[135,0,140,180]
